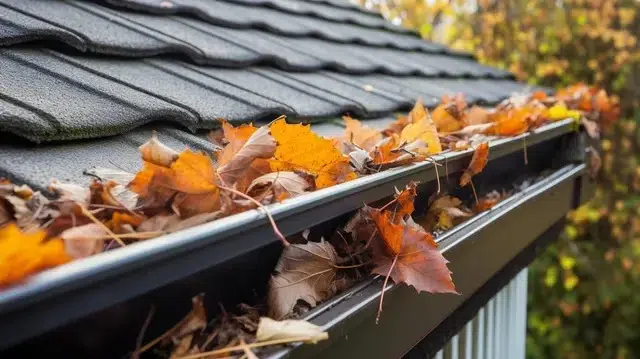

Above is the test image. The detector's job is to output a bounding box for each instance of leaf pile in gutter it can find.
[0,84,616,289]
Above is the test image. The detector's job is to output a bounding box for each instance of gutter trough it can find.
[0,119,592,358]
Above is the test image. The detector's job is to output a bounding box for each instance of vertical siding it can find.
[433,268,529,359]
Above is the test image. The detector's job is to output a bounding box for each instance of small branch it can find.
[376,253,399,324]
[80,205,126,247]
[176,336,322,359]
[523,136,528,165]
[217,184,289,247]
[470,180,479,206]
[94,231,165,241]
[428,157,441,194]
[131,305,155,359]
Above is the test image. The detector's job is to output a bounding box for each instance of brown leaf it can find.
[268,240,339,319]
[423,195,471,231]
[370,137,426,169]
[371,210,457,294]
[460,142,489,187]
[60,223,106,258]
[246,171,314,202]
[581,117,600,139]
[465,106,491,126]
[84,167,138,209]
[381,115,410,136]
[218,126,276,187]
[164,294,208,355]
[342,116,383,152]
[49,180,90,204]
[215,120,258,167]
[139,131,180,167]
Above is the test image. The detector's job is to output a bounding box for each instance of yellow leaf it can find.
[400,99,442,155]
[0,223,71,286]
[544,103,582,121]
[563,274,579,291]
[270,118,356,189]
[560,255,576,270]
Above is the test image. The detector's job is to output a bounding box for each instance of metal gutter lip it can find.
[270,163,585,359]
[0,119,575,350]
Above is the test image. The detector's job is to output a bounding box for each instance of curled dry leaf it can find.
[163,294,208,358]
[465,106,490,126]
[432,94,465,133]
[474,190,507,212]
[342,116,382,152]
[423,195,472,231]
[381,115,410,137]
[460,142,490,187]
[269,118,356,189]
[60,223,107,258]
[0,223,71,286]
[268,240,339,319]
[218,125,276,187]
[399,99,442,155]
[84,167,138,209]
[139,131,180,167]
[49,180,90,204]
[487,108,531,136]
[215,120,258,167]
[246,171,314,202]
[581,117,600,140]
[370,137,426,169]
[256,317,328,344]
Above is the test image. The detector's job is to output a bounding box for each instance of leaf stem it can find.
[376,252,399,324]
[470,179,479,207]
[80,205,126,247]
[217,184,289,247]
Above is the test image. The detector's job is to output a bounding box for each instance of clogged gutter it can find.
[0,84,617,355]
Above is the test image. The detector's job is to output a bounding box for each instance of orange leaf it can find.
[381,115,410,136]
[0,223,71,287]
[270,118,356,189]
[215,120,258,167]
[432,94,466,133]
[488,109,530,136]
[130,150,220,217]
[370,136,426,168]
[370,211,457,294]
[400,99,442,155]
[460,142,489,187]
[342,116,382,152]
[392,182,417,220]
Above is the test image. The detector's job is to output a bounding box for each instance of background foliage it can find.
[356,0,640,357]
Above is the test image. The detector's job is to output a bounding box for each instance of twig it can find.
[240,339,258,359]
[470,180,479,206]
[80,205,126,247]
[523,136,528,165]
[428,157,441,194]
[376,253,399,324]
[217,184,289,247]
[176,336,322,359]
[94,231,165,241]
[131,305,155,359]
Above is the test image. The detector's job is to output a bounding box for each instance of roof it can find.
[0,0,539,189]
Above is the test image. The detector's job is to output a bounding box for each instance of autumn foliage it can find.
[0,86,616,312]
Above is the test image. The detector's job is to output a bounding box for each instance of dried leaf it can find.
[342,116,382,152]
[543,102,581,121]
[392,182,418,220]
[474,190,506,212]
[432,97,464,133]
[381,115,410,136]
[246,171,314,202]
[60,223,106,258]
[256,317,328,344]
[270,118,356,189]
[139,131,180,167]
[268,240,339,319]
[488,108,530,136]
[465,106,491,126]
[400,99,442,155]
[218,126,276,187]
[460,142,489,187]
[581,118,600,139]
[370,211,457,294]
[0,223,71,286]
[84,167,138,209]
[423,195,471,231]
[215,120,258,167]
[49,180,90,204]
[370,137,425,169]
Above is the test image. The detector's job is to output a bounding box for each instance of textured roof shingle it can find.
[0,0,542,189]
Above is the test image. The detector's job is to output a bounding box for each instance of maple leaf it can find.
[460,142,490,187]
[465,106,491,126]
[342,115,382,152]
[218,125,276,188]
[399,99,442,155]
[388,181,417,220]
[130,148,221,218]
[475,190,508,212]
[269,118,356,189]
[0,223,71,286]
[370,210,457,294]
[268,240,340,319]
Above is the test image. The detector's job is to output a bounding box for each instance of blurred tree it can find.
[356,0,640,357]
